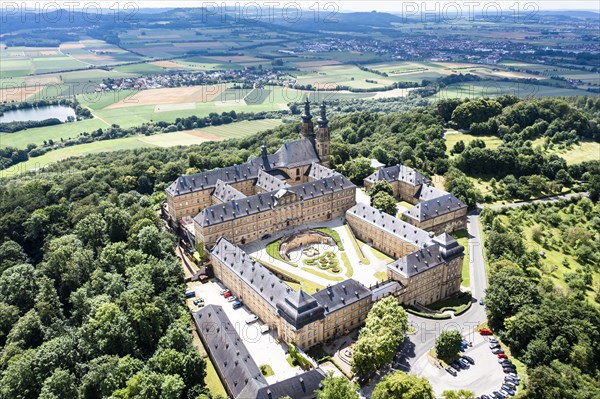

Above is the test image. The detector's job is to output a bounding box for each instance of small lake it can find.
[0,105,76,123]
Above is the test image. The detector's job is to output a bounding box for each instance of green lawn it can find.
[374,271,387,282]
[451,229,470,288]
[252,257,324,294]
[370,246,394,263]
[301,267,344,282]
[343,225,370,264]
[341,252,354,278]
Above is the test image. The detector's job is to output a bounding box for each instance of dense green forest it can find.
[481,197,600,398]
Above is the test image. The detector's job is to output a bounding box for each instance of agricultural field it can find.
[2,119,282,174]
[434,80,591,99]
[0,119,110,149]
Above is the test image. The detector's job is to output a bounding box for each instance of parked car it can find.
[479,299,484,305]
[224,292,232,298]
[458,359,470,368]
[227,296,238,302]
[245,315,259,324]
[462,340,473,347]
[492,348,505,355]
[232,301,243,309]
[490,343,501,349]
[505,376,519,384]
[498,353,508,359]
[492,391,505,399]
[260,324,270,334]
[504,381,517,390]
[185,289,195,299]
[452,361,465,370]
[489,338,499,343]
[500,387,513,397]
[479,328,493,335]
[445,367,457,376]
[506,373,519,380]
[480,395,491,399]
[462,355,475,365]
[219,289,230,296]
[198,274,209,283]
[503,367,516,373]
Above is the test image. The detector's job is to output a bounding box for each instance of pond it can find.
[0,105,76,123]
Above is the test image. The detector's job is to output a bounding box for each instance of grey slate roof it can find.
[166,163,259,196]
[307,163,339,180]
[364,165,428,186]
[212,180,246,203]
[211,238,325,330]
[387,244,446,278]
[387,234,464,278]
[256,169,289,192]
[193,305,267,398]
[211,237,291,310]
[167,138,319,197]
[255,369,326,399]
[402,194,466,222]
[276,289,325,329]
[432,232,464,261]
[415,183,447,202]
[195,175,355,227]
[311,279,371,315]
[346,204,432,247]
[266,138,320,169]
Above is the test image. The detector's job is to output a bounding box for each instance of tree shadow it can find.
[393,336,416,372]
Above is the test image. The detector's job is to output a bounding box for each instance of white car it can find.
[245,315,259,324]
[227,296,237,302]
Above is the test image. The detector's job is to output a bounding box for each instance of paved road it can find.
[487,191,588,210]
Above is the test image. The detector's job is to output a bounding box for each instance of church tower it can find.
[300,97,314,138]
[316,102,330,167]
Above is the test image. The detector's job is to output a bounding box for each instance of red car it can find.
[224,292,232,298]
[479,328,493,335]
[498,353,509,359]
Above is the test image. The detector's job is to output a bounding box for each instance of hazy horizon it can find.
[13,1,600,13]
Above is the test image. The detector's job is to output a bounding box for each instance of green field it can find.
[435,81,591,99]
[445,132,503,155]
[1,119,282,174]
[0,119,110,149]
[530,139,600,165]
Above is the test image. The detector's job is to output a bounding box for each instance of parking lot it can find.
[186,280,303,384]
[412,331,507,397]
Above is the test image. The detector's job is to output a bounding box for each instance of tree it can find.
[372,192,397,216]
[372,371,434,399]
[80,302,137,357]
[0,263,38,312]
[38,369,78,399]
[485,267,541,330]
[0,302,19,347]
[315,373,358,399]
[444,167,481,209]
[34,276,63,326]
[340,157,374,185]
[369,180,394,200]
[450,140,465,155]
[352,297,408,375]
[0,240,27,272]
[442,390,475,399]
[435,330,462,361]
[75,213,107,252]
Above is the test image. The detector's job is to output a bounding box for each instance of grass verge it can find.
[341,252,354,278]
[315,227,345,250]
[344,225,370,264]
